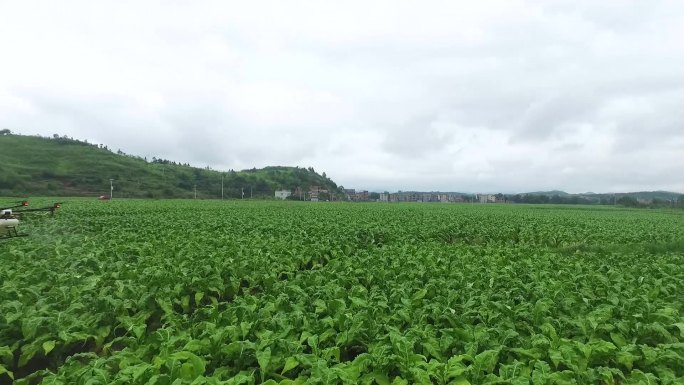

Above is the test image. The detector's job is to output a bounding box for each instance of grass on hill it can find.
[0,134,342,199]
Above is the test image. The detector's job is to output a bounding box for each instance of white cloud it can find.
[1,0,683,193]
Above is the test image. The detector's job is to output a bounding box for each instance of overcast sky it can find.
[1,1,683,193]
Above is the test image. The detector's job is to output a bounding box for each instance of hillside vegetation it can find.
[0,134,342,199]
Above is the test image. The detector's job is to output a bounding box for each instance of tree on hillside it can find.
[617,196,638,207]
[1,128,12,135]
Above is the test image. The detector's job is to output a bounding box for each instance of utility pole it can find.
[194,184,197,199]
[241,187,244,199]
[110,179,113,199]
[221,174,224,200]
[250,186,253,199]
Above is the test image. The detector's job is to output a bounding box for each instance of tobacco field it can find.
[1,200,683,385]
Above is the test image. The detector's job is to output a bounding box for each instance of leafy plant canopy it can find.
[0,200,682,384]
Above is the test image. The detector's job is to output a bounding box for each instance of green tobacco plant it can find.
[0,200,681,384]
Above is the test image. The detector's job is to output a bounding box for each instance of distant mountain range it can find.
[521,190,682,202]
[379,189,681,201]
[523,190,572,197]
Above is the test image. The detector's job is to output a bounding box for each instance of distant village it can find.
[275,187,505,203]
[274,187,682,207]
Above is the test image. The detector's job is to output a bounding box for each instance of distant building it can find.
[293,187,304,200]
[393,192,419,202]
[355,190,369,201]
[345,189,370,201]
[309,186,328,201]
[343,190,481,203]
[275,190,291,200]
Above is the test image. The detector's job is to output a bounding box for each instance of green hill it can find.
[519,190,682,203]
[589,191,683,202]
[524,190,571,196]
[0,133,343,199]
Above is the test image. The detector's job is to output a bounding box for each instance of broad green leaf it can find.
[445,356,468,378]
[18,343,40,367]
[473,349,499,374]
[314,299,327,314]
[181,295,191,312]
[624,369,658,385]
[548,370,576,385]
[531,360,551,385]
[257,347,271,378]
[183,339,207,353]
[587,339,617,359]
[412,289,428,302]
[549,349,562,368]
[281,357,299,374]
[299,331,312,344]
[131,363,151,382]
[616,349,638,371]
[0,346,14,364]
[170,351,205,379]
[610,332,627,348]
[194,291,204,305]
[366,371,391,385]
[42,340,56,355]
[0,364,14,380]
[673,323,684,338]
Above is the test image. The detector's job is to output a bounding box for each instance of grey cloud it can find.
[381,115,457,158]
[1,1,683,193]
[511,94,598,141]
[6,89,175,151]
[553,142,584,153]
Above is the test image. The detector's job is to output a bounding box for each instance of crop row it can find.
[0,200,682,384]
